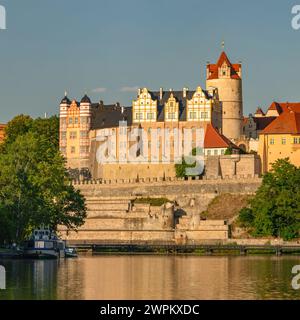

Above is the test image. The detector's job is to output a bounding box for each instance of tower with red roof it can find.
[206,51,243,141]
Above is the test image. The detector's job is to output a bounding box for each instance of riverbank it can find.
[77,243,300,256]
[0,248,23,259]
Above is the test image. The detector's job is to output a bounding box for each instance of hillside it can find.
[201,193,252,221]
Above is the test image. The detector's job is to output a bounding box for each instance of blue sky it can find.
[0,0,299,122]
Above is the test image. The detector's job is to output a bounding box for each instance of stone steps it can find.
[86,203,129,211]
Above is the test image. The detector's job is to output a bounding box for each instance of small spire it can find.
[64,90,68,97]
[221,40,225,51]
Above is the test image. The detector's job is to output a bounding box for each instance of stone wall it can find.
[86,153,261,181]
[206,154,261,179]
[59,177,261,244]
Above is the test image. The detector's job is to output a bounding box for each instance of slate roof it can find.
[63,88,214,130]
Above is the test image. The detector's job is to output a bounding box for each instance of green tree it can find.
[238,158,300,240]
[175,147,204,178]
[0,115,86,243]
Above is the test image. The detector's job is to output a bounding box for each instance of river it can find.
[0,255,299,300]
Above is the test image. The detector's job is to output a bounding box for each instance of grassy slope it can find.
[201,193,252,221]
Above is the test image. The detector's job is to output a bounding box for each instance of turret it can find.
[206,51,243,140]
[79,94,92,167]
[59,92,71,157]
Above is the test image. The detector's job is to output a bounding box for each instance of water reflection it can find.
[0,256,300,300]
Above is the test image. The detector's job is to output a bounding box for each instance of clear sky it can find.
[0,0,300,122]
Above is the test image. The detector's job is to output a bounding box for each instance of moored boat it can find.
[65,247,78,258]
[22,227,66,259]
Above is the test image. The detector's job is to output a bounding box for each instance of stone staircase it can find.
[59,195,175,243]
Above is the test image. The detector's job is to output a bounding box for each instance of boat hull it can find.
[23,249,64,259]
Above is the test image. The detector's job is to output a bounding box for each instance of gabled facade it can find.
[258,103,300,172]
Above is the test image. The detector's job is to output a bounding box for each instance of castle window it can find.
[71,146,76,154]
[136,113,143,120]
[74,117,78,124]
[221,149,225,155]
[81,117,87,124]
[61,131,66,140]
[282,137,286,145]
[70,131,77,139]
[168,112,176,120]
[80,131,88,138]
[189,111,196,120]
[147,113,154,120]
[201,112,208,119]
[80,146,89,154]
[270,138,275,145]
[214,150,218,155]
[293,137,300,144]
[60,147,66,154]
[69,118,73,124]
[207,150,211,156]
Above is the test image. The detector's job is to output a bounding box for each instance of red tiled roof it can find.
[261,110,300,134]
[255,107,265,116]
[207,51,241,80]
[204,124,238,149]
[267,102,300,115]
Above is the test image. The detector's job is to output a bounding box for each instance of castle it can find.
[59,50,253,181]
[57,50,300,243]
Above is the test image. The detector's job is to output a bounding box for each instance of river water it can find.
[0,255,299,300]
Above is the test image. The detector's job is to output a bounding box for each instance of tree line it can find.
[0,115,86,244]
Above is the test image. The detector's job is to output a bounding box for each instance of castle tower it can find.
[206,51,243,140]
[59,93,71,158]
[79,94,92,169]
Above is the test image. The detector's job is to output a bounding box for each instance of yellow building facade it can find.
[258,104,300,172]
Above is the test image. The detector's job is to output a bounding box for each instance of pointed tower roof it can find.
[81,94,91,104]
[216,51,232,68]
[60,93,71,105]
[207,51,241,80]
[254,107,265,117]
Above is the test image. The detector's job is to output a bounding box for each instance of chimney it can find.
[183,87,188,98]
[159,87,163,100]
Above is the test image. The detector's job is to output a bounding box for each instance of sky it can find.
[0,0,300,122]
